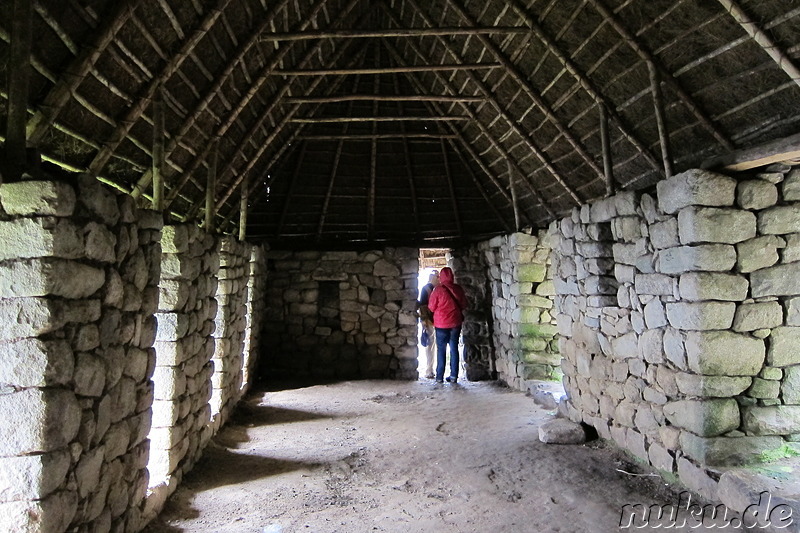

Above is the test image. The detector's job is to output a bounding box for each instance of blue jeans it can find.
[435,326,462,381]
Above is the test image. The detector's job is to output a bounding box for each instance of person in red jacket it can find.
[427,266,469,384]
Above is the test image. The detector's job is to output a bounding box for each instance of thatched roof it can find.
[2,0,800,248]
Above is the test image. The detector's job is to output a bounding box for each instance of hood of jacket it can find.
[439,267,454,285]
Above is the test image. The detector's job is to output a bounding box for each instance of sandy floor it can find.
[142,378,742,533]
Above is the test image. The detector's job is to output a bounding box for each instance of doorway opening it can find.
[418,248,450,379]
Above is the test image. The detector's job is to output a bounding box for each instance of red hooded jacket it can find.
[428,267,468,328]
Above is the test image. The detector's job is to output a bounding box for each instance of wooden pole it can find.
[205,140,218,232]
[507,160,521,231]
[260,27,532,40]
[283,95,484,103]
[648,61,673,177]
[298,134,456,140]
[599,104,615,197]
[5,0,33,181]
[289,116,469,123]
[274,64,501,75]
[238,176,249,241]
[151,88,166,211]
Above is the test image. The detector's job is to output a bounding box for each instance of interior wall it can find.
[552,168,800,500]
[452,231,558,389]
[0,176,268,533]
[261,248,419,380]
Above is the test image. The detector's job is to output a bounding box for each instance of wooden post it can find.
[205,140,218,232]
[599,104,615,197]
[5,0,33,181]
[151,89,166,211]
[507,160,520,231]
[238,176,249,241]
[648,61,673,177]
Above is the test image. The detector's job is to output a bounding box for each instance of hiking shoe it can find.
[425,373,435,379]
[435,379,444,384]
[445,376,457,383]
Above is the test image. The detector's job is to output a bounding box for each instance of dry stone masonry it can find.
[452,231,558,390]
[552,167,800,500]
[0,175,162,533]
[262,248,419,380]
[242,246,267,396]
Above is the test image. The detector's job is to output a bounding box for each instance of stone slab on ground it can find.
[538,417,587,444]
[527,380,567,410]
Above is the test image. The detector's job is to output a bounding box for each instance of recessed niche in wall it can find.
[318,281,341,329]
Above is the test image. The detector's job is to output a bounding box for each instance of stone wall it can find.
[146,224,218,518]
[262,248,419,380]
[552,168,800,499]
[210,236,251,431]
[242,245,267,395]
[452,231,558,389]
[0,176,162,532]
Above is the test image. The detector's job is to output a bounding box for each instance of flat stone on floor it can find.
[538,417,587,444]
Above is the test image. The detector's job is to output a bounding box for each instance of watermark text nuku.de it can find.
[619,490,794,529]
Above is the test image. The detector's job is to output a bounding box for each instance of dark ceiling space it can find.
[2,0,800,248]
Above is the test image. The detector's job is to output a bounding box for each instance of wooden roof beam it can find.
[444,0,608,187]
[289,116,470,123]
[283,95,485,103]
[507,0,663,177]
[716,0,800,90]
[400,0,581,207]
[298,134,458,140]
[441,139,463,237]
[5,0,32,181]
[393,72,422,241]
[260,27,532,40]
[317,94,356,241]
[274,64,502,76]
[585,0,734,151]
[27,0,140,145]
[276,141,307,237]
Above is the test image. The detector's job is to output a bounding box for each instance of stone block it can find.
[644,298,668,329]
[85,222,117,263]
[0,180,76,216]
[0,338,73,388]
[787,297,800,326]
[733,302,783,332]
[666,301,735,330]
[677,207,756,244]
[767,327,800,367]
[0,388,81,455]
[675,373,751,397]
[751,262,800,298]
[0,258,105,299]
[684,331,765,376]
[634,273,673,295]
[648,442,675,473]
[784,167,800,201]
[664,399,739,436]
[656,169,736,214]
[783,366,800,404]
[517,263,547,283]
[678,272,748,302]
[736,179,778,210]
[742,406,800,435]
[758,205,800,235]
[639,328,664,363]
[0,448,71,500]
[0,490,77,533]
[0,218,84,261]
[735,235,783,274]
[161,225,190,254]
[73,353,106,397]
[748,377,780,399]
[538,418,586,444]
[0,297,66,339]
[783,234,800,263]
[650,218,680,250]
[657,245,736,274]
[677,457,718,501]
[680,432,784,466]
[78,173,120,225]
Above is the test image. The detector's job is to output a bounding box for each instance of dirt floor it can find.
[142,378,742,533]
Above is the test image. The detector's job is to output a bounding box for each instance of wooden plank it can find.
[290,116,469,123]
[283,95,485,103]
[701,132,800,171]
[274,63,502,75]
[260,27,532,40]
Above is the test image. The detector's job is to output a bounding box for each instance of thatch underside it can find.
[2,0,800,247]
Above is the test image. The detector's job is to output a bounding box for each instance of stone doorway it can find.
[417,249,450,379]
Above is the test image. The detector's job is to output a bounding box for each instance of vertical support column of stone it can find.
[241,245,268,394]
[451,245,495,381]
[394,247,421,380]
[0,176,162,533]
[210,237,250,431]
[147,225,217,516]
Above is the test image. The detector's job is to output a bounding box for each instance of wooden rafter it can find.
[648,61,674,177]
[164,0,358,208]
[283,95,485,103]
[27,0,140,145]
[444,0,607,188]
[289,116,469,123]
[507,0,663,178]
[152,88,166,211]
[205,139,218,231]
[129,0,294,199]
[441,139,463,236]
[298,133,457,140]
[393,72,421,240]
[317,114,352,241]
[273,64,502,75]
[84,0,232,182]
[599,104,614,197]
[585,0,734,151]
[716,0,800,90]
[260,27,532,40]
[398,0,581,207]
[276,141,307,236]
[5,0,32,180]
[368,43,380,242]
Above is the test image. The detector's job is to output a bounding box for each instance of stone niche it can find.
[452,231,558,389]
[552,167,800,500]
[262,248,419,380]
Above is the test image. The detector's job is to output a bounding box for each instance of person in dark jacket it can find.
[417,270,439,379]
[427,266,469,384]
